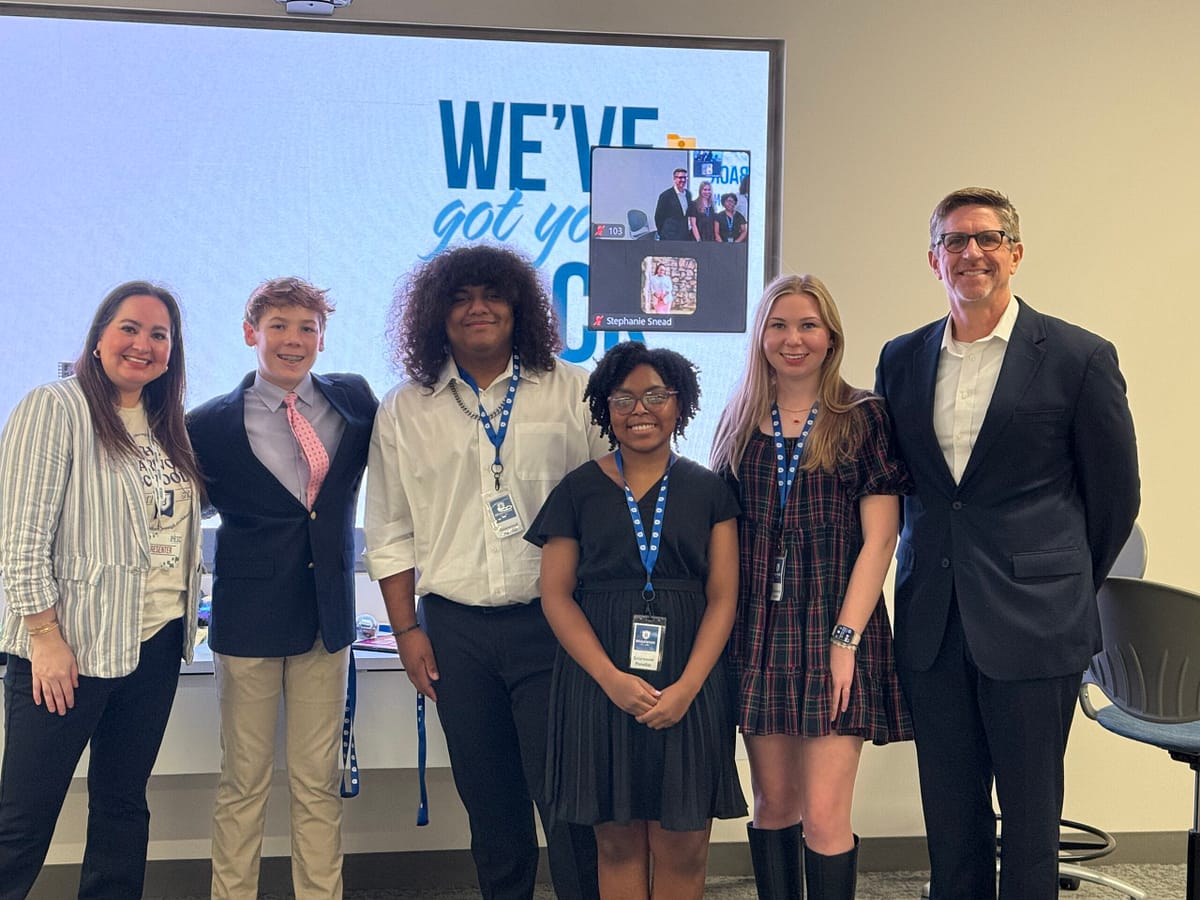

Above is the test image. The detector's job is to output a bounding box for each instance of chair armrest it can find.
[1079,679,1105,722]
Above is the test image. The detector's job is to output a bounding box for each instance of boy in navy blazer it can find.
[875,188,1139,900]
[188,277,377,900]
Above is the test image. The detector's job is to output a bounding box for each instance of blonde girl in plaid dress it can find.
[711,274,913,899]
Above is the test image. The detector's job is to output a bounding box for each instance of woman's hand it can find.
[30,630,79,715]
[636,681,696,730]
[602,671,661,718]
[829,644,856,721]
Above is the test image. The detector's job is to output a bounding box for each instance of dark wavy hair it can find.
[75,280,203,489]
[386,244,562,387]
[584,341,701,449]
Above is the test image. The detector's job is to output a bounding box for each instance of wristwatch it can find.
[830,623,861,652]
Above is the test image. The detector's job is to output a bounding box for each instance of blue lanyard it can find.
[456,352,520,490]
[415,694,429,826]
[770,403,818,527]
[339,653,359,798]
[615,449,675,596]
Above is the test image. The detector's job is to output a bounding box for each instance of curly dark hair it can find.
[386,244,563,387]
[584,341,701,449]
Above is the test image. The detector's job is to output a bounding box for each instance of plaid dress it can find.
[728,399,914,742]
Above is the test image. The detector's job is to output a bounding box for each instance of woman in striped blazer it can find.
[0,281,204,900]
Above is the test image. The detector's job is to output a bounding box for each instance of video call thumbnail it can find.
[589,146,751,334]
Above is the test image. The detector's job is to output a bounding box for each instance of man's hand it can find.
[398,628,440,701]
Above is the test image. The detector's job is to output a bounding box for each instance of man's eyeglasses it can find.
[608,390,678,413]
[935,230,1012,253]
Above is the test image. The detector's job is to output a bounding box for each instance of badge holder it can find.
[630,588,666,672]
[630,613,666,672]
[483,482,524,539]
[770,546,786,603]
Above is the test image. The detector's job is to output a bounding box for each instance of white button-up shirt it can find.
[932,299,1018,483]
[364,356,607,606]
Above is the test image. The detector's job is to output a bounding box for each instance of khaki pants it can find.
[211,637,349,900]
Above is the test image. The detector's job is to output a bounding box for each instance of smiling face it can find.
[243,303,324,391]
[761,291,831,389]
[928,204,1023,319]
[445,283,515,380]
[95,293,172,407]
[672,169,688,192]
[608,363,678,458]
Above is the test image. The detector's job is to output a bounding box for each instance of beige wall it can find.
[10,0,1199,850]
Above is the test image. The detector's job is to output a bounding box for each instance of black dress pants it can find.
[900,601,1079,900]
[422,595,599,900]
[0,618,183,900]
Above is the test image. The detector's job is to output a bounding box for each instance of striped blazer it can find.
[0,377,201,677]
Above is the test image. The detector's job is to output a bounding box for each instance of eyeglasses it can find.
[608,389,678,413]
[935,230,1012,253]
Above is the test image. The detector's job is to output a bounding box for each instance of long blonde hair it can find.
[710,273,873,476]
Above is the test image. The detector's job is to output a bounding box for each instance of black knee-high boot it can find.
[747,822,804,899]
[803,834,859,900]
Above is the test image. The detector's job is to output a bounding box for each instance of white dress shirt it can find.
[932,299,1019,483]
[364,356,607,606]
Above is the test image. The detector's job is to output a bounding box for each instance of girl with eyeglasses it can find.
[710,275,912,899]
[527,341,745,900]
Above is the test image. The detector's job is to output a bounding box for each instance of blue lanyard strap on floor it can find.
[416,693,429,825]
[340,650,359,798]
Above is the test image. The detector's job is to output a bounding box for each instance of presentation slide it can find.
[0,12,776,460]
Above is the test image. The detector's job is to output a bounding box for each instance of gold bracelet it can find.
[27,620,60,637]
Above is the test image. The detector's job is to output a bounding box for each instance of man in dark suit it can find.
[875,188,1139,900]
[653,167,692,241]
[188,277,377,900]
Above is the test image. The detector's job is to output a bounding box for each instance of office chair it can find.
[919,524,1149,899]
[626,208,657,240]
[1080,575,1200,900]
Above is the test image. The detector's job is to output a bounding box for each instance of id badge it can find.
[629,614,666,672]
[483,488,524,539]
[770,548,786,603]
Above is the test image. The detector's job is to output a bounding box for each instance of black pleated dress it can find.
[526,457,747,832]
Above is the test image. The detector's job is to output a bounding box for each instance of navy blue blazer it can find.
[187,372,378,657]
[654,187,692,241]
[875,299,1139,680]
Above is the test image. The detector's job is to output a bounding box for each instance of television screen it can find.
[0,8,781,460]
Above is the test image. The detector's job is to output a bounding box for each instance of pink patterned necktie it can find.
[283,392,329,509]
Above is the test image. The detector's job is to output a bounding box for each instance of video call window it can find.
[589,147,751,334]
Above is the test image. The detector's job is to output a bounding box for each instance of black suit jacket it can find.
[187,372,378,657]
[654,186,692,241]
[875,299,1139,680]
